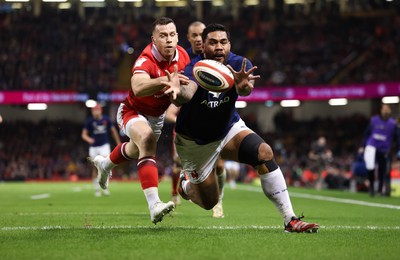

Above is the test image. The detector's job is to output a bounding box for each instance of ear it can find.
[151,35,155,44]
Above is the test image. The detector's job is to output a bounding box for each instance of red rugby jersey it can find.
[123,43,190,117]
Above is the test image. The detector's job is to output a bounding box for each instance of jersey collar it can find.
[151,44,179,63]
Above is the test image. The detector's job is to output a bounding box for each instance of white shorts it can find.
[363,145,376,170]
[175,119,248,184]
[225,160,241,172]
[89,143,111,159]
[117,103,165,141]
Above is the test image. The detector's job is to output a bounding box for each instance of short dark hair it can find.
[202,23,230,41]
[152,17,175,33]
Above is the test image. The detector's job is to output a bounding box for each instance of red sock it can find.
[171,171,179,196]
[137,156,158,190]
[109,142,133,164]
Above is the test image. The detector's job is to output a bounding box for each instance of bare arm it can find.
[165,104,180,123]
[131,73,167,97]
[170,80,197,107]
[81,129,94,145]
[131,72,190,97]
[161,65,197,106]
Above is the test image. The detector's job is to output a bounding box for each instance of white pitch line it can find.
[0,212,151,217]
[0,211,182,216]
[1,225,400,231]
[237,185,400,210]
[30,193,51,200]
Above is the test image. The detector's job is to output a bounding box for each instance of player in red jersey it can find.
[89,17,191,224]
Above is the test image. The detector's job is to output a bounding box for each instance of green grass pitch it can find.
[1,181,400,259]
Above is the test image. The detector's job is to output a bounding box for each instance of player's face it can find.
[203,31,231,64]
[152,23,179,61]
[317,137,326,146]
[381,105,391,120]
[187,24,205,55]
[91,107,102,119]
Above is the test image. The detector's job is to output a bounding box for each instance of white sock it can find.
[93,178,100,191]
[217,168,226,203]
[259,167,295,225]
[182,180,189,194]
[103,155,116,172]
[143,187,161,209]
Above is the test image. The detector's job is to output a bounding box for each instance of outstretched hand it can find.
[226,58,260,95]
[160,65,182,100]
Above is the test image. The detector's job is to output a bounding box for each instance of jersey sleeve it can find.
[184,57,200,81]
[131,44,154,75]
[83,119,91,131]
[226,53,254,73]
[132,56,154,75]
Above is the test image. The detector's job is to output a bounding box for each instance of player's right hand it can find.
[161,65,180,100]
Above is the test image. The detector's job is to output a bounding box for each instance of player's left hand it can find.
[178,73,190,85]
[226,58,260,95]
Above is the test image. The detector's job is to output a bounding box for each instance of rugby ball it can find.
[193,59,234,92]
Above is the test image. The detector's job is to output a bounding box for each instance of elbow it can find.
[131,85,143,97]
[131,86,147,97]
[131,77,145,97]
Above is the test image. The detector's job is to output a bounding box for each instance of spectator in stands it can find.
[1,7,400,91]
[308,136,333,190]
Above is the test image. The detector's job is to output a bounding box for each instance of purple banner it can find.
[0,82,399,104]
[0,91,89,104]
[238,82,400,102]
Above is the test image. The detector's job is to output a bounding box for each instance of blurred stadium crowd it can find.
[1,3,399,192]
[1,3,400,90]
[0,110,373,192]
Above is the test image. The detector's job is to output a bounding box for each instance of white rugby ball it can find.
[193,59,234,92]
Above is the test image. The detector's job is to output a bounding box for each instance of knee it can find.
[215,161,225,174]
[258,143,274,161]
[256,144,279,175]
[131,127,156,149]
[239,133,275,166]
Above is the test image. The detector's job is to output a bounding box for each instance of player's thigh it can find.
[129,120,157,148]
[220,129,253,161]
[190,170,219,205]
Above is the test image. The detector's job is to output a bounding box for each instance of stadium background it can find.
[0,0,399,194]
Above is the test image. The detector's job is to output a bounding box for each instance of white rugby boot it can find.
[150,201,175,224]
[88,156,111,190]
[212,201,224,218]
